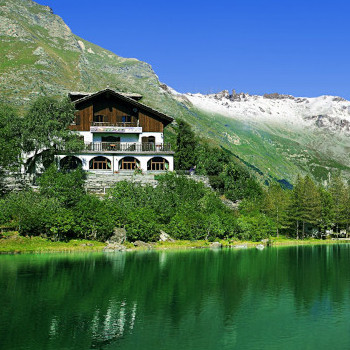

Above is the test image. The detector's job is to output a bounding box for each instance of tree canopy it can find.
[174,119,198,170]
[0,104,22,170]
[21,96,83,173]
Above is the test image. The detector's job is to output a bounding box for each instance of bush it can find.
[208,175,225,193]
[125,207,160,242]
[237,213,274,241]
[218,211,239,239]
[48,207,77,241]
[38,165,86,207]
[167,212,203,240]
[5,190,61,236]
[73,194,115,241]
[0,198,11,225]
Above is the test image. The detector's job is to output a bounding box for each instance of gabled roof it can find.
[71,88,173,124]
[69,90,143,101]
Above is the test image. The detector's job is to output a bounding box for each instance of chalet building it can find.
[57,88,174,173]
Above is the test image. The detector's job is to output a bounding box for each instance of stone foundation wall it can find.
[2,171,210,195]
[0,172,35,194]
[85,172,159,194]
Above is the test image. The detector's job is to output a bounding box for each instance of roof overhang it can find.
[70,88,173,126]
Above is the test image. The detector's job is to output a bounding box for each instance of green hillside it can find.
[181,107,350,183]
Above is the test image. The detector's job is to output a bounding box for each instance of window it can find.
[119,157,140,170]
[101,136,120,143]
[89,156,111,170]
[148,136,155,144]
[147,157,169,171]
[93,115,105,123]
[102,136,121,150]
[60,156,82,170]
[142,136,156,151]
[122,115,132,123]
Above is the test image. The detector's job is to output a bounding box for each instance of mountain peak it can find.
[0,0,165,108]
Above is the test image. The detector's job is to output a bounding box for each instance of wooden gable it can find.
[69,89,172,132]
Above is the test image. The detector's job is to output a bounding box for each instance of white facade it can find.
[58,129,174,173]
[78,131,93,143]
[57,154,174,173]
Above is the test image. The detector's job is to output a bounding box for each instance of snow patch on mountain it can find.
[184,91,350,134]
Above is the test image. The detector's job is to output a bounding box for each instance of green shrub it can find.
[125,207,160,242]
[0,198,11,225]
[5,190,60,236]
[208,175,225,193]
[38,165,86,207]
[237,213,274,241]
[73,194,115,241]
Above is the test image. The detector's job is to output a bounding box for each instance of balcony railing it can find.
[84,142,172,152]
[91,122,138,127]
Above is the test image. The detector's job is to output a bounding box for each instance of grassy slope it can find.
[180,107,350,183]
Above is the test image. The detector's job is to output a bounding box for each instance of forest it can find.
[1,97,350,243]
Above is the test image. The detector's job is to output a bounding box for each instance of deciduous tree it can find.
[22,96,83,172]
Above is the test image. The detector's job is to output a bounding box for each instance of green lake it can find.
[1,245,350,349]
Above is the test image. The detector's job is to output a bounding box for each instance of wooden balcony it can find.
[84,142,172,153]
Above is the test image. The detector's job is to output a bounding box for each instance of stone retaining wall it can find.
[0,173,35,194]
[2,172,210,195]
[85,172,159,194]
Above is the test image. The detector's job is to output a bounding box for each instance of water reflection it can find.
[89,299,137,348]
[1,246,350,349]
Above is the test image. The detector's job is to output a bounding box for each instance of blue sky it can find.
[36,0,350,98]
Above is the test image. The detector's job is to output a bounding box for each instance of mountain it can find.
[176,91,350,182]
[2,0,350,184]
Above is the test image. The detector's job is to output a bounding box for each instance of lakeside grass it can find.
[1,232,350,254]
[153,238,350,250]
[0,232,105,254]
[269,236,350,247]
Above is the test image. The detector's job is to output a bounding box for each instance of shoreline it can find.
[1,233,350,255]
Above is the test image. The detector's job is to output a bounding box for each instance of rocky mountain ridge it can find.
[184,90,350,134]
[172,89,350,182]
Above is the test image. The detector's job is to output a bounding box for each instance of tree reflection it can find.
[1,246,350,349]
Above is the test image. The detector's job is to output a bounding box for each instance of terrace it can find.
[83,142,173,153]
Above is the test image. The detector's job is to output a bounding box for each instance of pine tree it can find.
[319,186,334,235]
[290,175,304,239]
[300,176,321,237]
[174,120,198,170]
[329,174,347,233]
[343,186,350,236]
[290,175,321,238]
[263,183,291,237]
